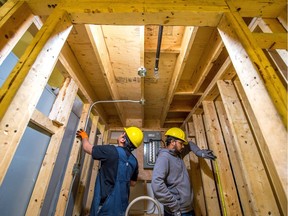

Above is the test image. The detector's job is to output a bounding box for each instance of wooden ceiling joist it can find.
[160,26,198,126]
[85,24,127,125]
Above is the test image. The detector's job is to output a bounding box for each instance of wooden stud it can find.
[83,123,104,215]
[192,114,221,216]
[0,9,72,185]
[26,78,78,215]
[218,10,287,127]
[217,80,281,215]
[0,1,34,65]
[55,103,90,216]
[202,101,242,216]
[214,100,255,215]
[73,115,99,215]
[218,12,288,205]
[234,80,287,215]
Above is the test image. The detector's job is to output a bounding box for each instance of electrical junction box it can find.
[143,131,162,169]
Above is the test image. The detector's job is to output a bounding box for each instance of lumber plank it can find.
[73,115,99,215]
[214,100,255,215]
[55,103,90,216]
[202,101,242,216]
[83,123,104,215]
[218,10,287,127]
[217,80,281,215]
[26,78,78,215]
[234,80,287,215]
[190,28,224,93]
[192,114,221,216]
[58,43,109,125]
[0,1,34,65]
[160,26,198,126]
[182,57,233,126]
[186,123,208,216]
[61,1,227,26]
[0,9,72,185]
[30,109,57,135]
[218,12,288,204]
[0,0,18,20]
[85,25,126,125]
[252,32,287,49]
[188,143,206,215]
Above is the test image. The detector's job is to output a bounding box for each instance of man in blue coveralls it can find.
[76,126,144,216]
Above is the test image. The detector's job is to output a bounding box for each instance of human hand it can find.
[173,211,181,216]
[195,149,217,160]
[76,129,88,139]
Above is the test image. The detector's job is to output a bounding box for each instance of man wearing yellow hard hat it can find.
[76,126,143,216]
[152,127,216,216]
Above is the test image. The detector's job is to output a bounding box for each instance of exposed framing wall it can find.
[0,0,286,215]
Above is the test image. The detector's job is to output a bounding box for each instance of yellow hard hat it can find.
[124,126,143,148]
[165,127,188,144]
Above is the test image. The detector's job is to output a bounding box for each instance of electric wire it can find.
[125,196,161,216]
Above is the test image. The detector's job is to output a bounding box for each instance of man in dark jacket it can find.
[76,126,143,216]
[151,127,216,216]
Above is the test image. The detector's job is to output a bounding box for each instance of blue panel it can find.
[40,97,84,216]
[0,52,18,88]
[36,85,57,116]
[0,126,51,215]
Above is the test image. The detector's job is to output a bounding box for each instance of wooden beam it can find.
[218,13,288,205]
[217,80,281,215]
[0,1,34,65]
[160,26,198,126]
[219,9,287,127]
[192,115,221,215]
[190,28,224,93]
[30,109,58,135]
[202,101,242,215]
[83,124,105,215]
[26,78,78,215]
[234,80,287,215]
[0,0,18,20]
[252,33,287,49]
[58,43,109,125]
[182,57,232,127]
[85,25,127,125]
[0,9,72,185]
[73,115,99,215]
[214,101,255,215]
[229,0,287,18]
[55,103,90,216]
[61,1,227,26]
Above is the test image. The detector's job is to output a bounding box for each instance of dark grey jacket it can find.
[151,148,193,214]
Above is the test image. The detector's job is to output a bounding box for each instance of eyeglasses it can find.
[175,140,184,146]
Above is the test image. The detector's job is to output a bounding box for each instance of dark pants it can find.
[164,210,195,216]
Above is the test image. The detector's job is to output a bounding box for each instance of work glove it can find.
[173,211,181,216]
[76,129,88,139]
[189,141,216,160]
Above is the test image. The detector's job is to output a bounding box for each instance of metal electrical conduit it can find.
[125,196,162,216]
[64,99,145,215]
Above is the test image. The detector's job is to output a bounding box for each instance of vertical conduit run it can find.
[154,25,163,79]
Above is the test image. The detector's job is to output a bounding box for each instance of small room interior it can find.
[0,0,287,215]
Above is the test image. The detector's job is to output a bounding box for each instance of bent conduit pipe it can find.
[84,99,145,131]
[64,99,145,216]
[125,196,162,216]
